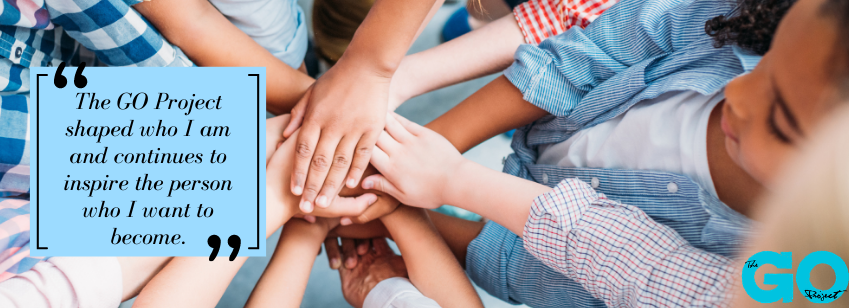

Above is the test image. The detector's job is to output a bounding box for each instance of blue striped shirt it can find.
[465,0,759,306]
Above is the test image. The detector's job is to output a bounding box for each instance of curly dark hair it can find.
[704,0,797,55]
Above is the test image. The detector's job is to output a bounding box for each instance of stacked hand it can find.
[363,113,467,209]
[337,238,407,308]
[282,62,390,213]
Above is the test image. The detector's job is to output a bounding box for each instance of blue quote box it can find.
[30,67,267,257]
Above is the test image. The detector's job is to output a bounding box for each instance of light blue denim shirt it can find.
[465,0,761,307]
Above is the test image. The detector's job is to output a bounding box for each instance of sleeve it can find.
[523,178,737,307]
[504,0,732,117]
[43,0,194,67]
[0,257,122,308]
[363,277,441,308]
[513,0,618,45]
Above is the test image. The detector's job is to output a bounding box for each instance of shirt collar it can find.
[733,45,762,72]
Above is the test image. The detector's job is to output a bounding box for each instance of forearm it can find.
[444,160,551,236]
[525,179,735,306]
[425,75,547,153]
[133,0,313,114]
[341,0,442,75]
[393,15,523,105]
[246,220,325,308]
[381,206,483,308]
[133,257,247,307]
[426,210,484,268]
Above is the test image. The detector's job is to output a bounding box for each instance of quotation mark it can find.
[54,61,87,89]
[207,234,241,261]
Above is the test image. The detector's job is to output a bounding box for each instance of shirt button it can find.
[590,177,600,188]
[14,47,22,58]
[667,182,679,194]
[542,173,549,184]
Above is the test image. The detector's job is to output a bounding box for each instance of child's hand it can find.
[338,238,407,308]
[267,130,378,237]
[363,113,467,209]
[306,164,400,225]
[282,62,390,214]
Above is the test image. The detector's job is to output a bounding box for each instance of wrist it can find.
[442,159,478,207]
[336,52,397,80]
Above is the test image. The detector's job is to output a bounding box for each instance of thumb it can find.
[283,87,311,138]
[361,174,400,199]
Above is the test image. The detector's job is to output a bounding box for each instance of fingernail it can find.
[330,258,341,269]
[304,215,316,223]
[301,201,312,212]
[346,179,356,188]
[316,196,328,208]
[362,181,373,189]
[346,257,357,269]
[340,218,352,226]
[293,186,303,195]
[367,195,378,205]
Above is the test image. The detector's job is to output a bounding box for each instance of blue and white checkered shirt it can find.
[465,0,759,307]
[0,0,192,280]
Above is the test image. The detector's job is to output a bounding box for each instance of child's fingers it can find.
[291,125,321,201]
[318,193,378,217]
[342,131,379,190]
[372,238,393,256]
[282,87,310,138]
[361,174,400,199]
[383,112,412,143]
[324,237,342,269]
[390,112,426,136]
[299,132,342,211]
[315,136,359,209]
[369,147,391,174]
[375,131,400,155]
[341,238,359,269]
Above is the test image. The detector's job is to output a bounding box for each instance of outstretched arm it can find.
[133,0,313,114]
[380,206,483,308]
[426,75,548,152]
[367,113,549,234]
[367,114,737,307]
[245,218,338,308]
[389,16,524,109]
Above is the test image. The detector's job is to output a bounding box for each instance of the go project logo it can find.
[742,251,848,303]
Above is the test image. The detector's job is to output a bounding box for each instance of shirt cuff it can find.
[363,277,426,308]
[504,43,585,117]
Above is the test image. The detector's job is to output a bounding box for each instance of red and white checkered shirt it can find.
[524,178,739,307]
[513,0,618,45]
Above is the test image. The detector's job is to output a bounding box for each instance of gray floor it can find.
[123,1,523,307]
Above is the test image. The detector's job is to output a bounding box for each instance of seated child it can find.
[357,0,849,306]
[733,104,849,306]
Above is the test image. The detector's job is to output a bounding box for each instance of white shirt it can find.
[208,0,308,69]
[364,277,440,308]
[537,90,723,197]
